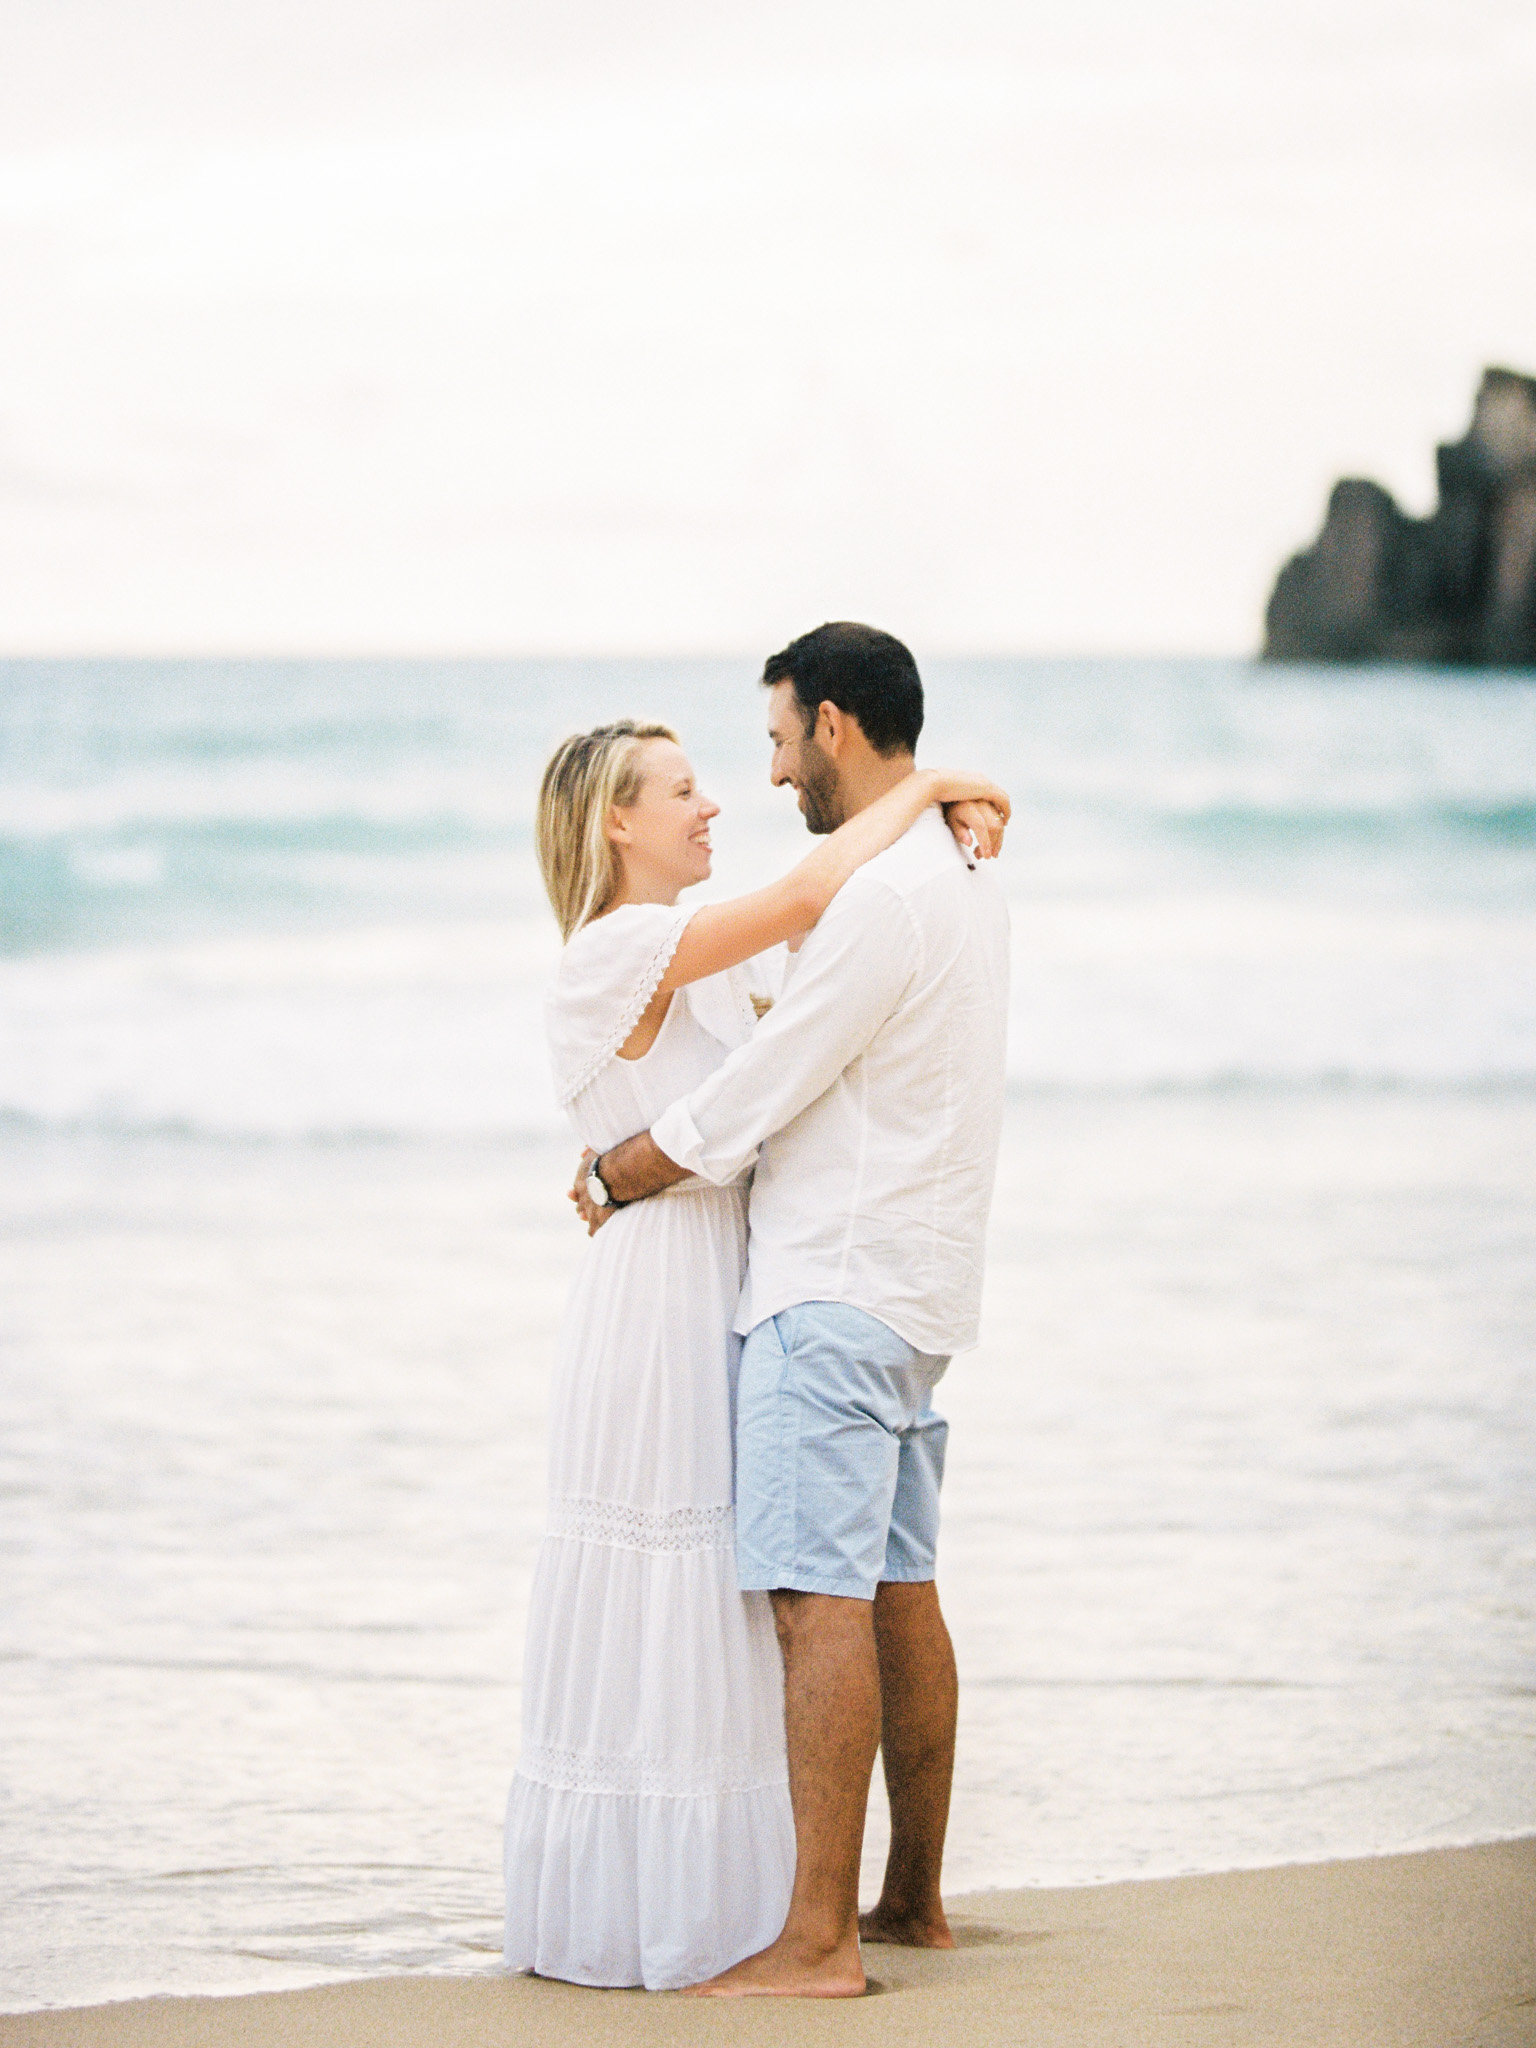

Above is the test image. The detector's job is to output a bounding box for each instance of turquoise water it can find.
[1,658,1533,2009]
[3,656,1535,1133]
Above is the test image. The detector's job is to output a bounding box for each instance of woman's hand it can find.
[923,769,1011,824]
[568,1148,616,1236]
[944,797,1006,860]
[920,770,1009,861]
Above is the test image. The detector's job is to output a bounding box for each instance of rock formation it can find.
[1262,367,1536,667]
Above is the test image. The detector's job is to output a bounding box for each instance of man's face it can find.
[767,681,845,834]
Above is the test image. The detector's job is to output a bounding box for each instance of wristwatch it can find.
[585,1157,622,1210]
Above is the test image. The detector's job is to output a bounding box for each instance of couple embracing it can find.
[504,622,1011,1998]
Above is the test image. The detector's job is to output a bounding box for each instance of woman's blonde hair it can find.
[535,720,679,940]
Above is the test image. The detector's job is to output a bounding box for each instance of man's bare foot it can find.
[858,1905,955,1948]
[682,1933,866,1998]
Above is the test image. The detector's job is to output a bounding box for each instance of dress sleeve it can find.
[743,943,788,1014]
[681,945,784,1053]
[545,903,692,1108]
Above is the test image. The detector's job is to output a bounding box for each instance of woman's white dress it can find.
[503,904,794,1990]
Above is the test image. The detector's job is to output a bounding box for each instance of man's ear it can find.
[815,701,845,755]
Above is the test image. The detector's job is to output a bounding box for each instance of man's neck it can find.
[839,751,916,819]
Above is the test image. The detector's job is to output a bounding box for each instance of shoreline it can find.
[5,1838,1532,2047]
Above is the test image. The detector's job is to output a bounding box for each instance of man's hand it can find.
[568,1148,616,1235]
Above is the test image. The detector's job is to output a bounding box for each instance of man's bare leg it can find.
[858,1579,957,1947]
[684,1590,880,1997]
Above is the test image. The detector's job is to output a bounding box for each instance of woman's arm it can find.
[660,767,1009,992]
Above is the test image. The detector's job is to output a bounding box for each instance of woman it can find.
[503,719,1007,1991]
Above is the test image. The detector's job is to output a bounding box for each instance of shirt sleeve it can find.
[649,875,918,1183]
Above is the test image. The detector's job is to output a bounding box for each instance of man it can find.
[578,621,1010,1998]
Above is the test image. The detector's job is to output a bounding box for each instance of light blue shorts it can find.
[734,1302,951,1602]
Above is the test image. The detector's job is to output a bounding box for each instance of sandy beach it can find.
[5,1839,1532,2048]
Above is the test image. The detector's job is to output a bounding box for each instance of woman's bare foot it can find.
[858,1904,955,1948]
[682,1932,866,1998]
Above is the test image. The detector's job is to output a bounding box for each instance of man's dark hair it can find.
[761,622,924,757]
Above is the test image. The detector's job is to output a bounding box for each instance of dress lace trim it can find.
[546,1495,735,1553]
[515,1743,788,1798]
[553,909,691,1108]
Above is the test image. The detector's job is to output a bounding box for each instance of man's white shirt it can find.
[650,807,1010,1355]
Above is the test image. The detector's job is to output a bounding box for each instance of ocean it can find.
[2,656,1533,2009]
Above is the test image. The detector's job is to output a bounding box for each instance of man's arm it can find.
[572,880,917,1233]
[648,878,917,1187]
[567,1134,685,1234]
[599,1131,686,1203]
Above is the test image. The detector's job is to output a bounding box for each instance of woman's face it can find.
[607,739,720,899]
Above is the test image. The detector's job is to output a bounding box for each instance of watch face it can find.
[586,1170,608,1207]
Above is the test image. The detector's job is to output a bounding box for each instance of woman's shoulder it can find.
[547,902,692,1106]
[561,899,681,953]
[555,901,690,997]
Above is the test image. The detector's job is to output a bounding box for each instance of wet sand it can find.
[5,1838,1532,2048]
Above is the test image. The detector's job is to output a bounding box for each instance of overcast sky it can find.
[2,0,1533,654]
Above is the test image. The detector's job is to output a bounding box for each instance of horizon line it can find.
[0,645,1261,665]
